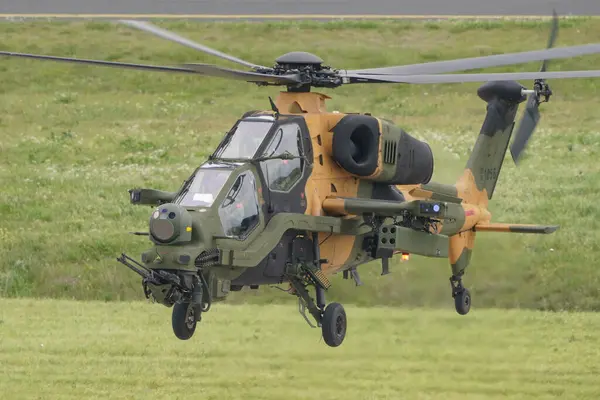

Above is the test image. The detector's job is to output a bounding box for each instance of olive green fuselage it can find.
[133,101,453,302]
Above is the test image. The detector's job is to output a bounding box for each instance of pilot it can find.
[222,199,252,237]
[269,158,301,191]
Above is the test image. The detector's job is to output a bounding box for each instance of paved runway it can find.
[0,0,599,19]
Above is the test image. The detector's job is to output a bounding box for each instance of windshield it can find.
[176,168,233,207]
[213,120,274,159]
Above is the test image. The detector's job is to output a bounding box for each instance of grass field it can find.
[1,299,599,400]
[0,18,600,310]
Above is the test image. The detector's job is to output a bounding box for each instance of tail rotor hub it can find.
[533,79,553,103]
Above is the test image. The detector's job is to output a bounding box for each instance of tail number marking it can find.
[480,167,498,182]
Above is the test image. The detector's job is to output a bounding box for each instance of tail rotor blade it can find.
[510,95,541,164]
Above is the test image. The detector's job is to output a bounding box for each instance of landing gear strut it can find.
[450,274,471,315]
[290,277,347,347]
[170,273,211,340]
[287,232,347,347]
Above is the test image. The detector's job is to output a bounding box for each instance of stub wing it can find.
[474,223,559,234]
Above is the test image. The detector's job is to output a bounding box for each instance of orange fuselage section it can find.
[273,90,496,276]
[275,92,362,275]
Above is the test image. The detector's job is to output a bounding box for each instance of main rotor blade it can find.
[540,9,559,73]
[345,70,600,84]
[510,95,541,164]
[119,20,267,70]
[348,43,600,76]
[0,51,199,74]
[180,63,301,84]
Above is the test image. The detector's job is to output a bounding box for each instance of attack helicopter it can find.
[3,15,600,347]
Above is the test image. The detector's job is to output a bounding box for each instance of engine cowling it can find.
[331,114,433,185]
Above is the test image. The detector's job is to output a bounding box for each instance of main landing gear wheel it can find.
[172,302,197,340]
[322,302,347,347]
[454,288,471,315]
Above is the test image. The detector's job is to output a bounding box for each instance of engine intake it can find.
[331,114,433,185]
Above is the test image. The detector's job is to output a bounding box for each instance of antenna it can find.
[268,96,280,118]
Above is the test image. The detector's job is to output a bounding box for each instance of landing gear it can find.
[172,302,198,340]
[170,273,211,340]
[286,232,347,347]
[290,277,348,347]
[450,275,471,315]
[322,302,347,347]
[117,253,217,341]
[171,278,210,340]
[454,288,471,315]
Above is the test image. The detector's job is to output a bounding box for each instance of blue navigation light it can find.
[433,204,440,212]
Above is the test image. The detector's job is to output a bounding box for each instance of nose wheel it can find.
[172,302,199,340]
[170,272,212,340]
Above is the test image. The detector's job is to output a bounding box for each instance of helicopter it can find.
[3,14,600,348]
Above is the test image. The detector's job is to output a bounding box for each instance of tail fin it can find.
[456,81,526,207]
[450,81,527,277]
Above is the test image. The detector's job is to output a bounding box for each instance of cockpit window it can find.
[176,168,233,207]
[260,122,304,192]
[218,172,260,238]
[213,120,274,159]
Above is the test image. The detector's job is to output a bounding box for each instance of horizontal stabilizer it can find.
[474,223,559,234]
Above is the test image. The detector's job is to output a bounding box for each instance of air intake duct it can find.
[331,115,433,185]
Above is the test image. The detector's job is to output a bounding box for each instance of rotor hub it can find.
[275,51,324,68]
[270,52,343,92]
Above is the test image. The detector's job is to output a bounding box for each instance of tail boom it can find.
[456,81,526,205]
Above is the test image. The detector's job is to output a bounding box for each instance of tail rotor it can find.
[510,10,559,164]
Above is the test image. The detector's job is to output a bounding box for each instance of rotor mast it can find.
[269,52,337,112]
[274,91,331,114]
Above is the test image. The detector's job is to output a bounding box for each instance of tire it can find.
[322,302,347,347]
[454,288,471,316]
[172,302,197,340]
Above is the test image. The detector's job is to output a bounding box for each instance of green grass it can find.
[1,19,600,309]
[1,299,600,399]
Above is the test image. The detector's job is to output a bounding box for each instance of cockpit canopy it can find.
[172,114,311,240]
[212,115,275,160]
[174,163,260,239]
